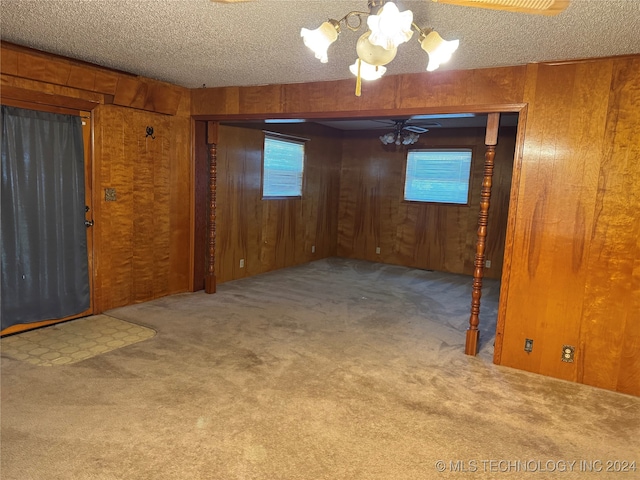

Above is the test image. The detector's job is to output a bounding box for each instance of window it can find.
[404,149,473,204]
[263,135,305,198]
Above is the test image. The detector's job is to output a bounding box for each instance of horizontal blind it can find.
[263,136,304,197]
[404,149,472,204]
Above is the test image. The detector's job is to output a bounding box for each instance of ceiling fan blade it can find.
[431,0,570,16]
[404,125,429,134]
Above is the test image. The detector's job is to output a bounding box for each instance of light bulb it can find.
[301,21,340,63]
[420,31,459,72]
[367,2,414,50]
[349,59,387,81]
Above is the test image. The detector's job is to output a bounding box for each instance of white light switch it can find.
[239,259,245,268]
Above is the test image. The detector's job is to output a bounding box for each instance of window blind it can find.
[263,136,304,197]
[404,149,473,204]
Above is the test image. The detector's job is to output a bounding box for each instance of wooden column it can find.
[466,113,500,355]
[205,122,218,294]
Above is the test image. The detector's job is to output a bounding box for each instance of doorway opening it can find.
[192,108,525,361]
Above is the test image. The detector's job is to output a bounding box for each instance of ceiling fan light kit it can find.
[301,0,459,96]
[300,0,570,96]
[380,120,428,146]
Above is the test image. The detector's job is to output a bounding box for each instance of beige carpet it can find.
[1,315,155,366]
[1,258,638,479]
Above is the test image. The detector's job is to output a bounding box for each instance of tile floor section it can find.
[1,315,156,366]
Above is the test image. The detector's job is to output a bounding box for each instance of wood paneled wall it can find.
[1,42,193,318]
[193,123,341,286]
[497,57,640,395]
[1,42,186,115]
[580,58,640,395]
[93,106,191,311]
[191,66,527,116]
[338,127,516,279]
[193,55,640,396]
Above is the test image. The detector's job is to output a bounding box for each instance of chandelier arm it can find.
[411,22,433,39]
[336,11,372,32]
[335,8,432,37]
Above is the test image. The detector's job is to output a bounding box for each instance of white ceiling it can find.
[1,0,639,89]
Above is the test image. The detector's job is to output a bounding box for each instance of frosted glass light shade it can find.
[402,132,420,145]
[379,131,420,146]
[367,2,414,50]
[349,59,387,81]
[380,132,396,145]
[301,21,339,63]
[420,31,459,72]
[356,31,397,67]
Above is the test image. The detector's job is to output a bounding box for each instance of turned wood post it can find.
[205,122,218,294]
[465,113,500,355]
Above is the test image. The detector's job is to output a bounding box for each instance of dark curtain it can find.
[1,106,89,329]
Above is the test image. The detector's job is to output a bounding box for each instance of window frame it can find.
[402,147,475,206]
[261,132,307,200]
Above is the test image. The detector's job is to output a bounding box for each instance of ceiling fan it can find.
[378,120,429,146]
[210,0,570,16]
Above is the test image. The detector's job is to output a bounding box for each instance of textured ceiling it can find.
[1,0,639,89]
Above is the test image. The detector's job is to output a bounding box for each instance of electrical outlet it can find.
[485,260,492,268]
[311,245,316,253]
[239,259,245,268]
[524,338,533,353]
[376,247,381,255]
[561,345,575,363]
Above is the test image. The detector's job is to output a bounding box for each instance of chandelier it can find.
[379,120,427,146]
[301,1,459,96]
